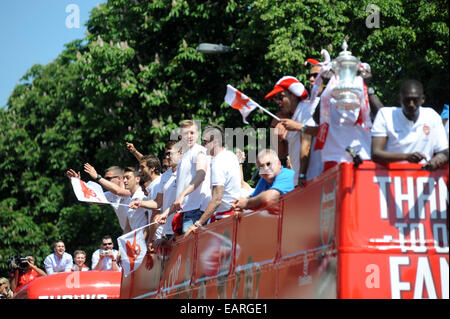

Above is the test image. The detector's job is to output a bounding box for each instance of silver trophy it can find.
[331,41,363,110]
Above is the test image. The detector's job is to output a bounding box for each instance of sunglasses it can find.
[308,73,319,79]
[102,242,113,246]
[257,161,272,169]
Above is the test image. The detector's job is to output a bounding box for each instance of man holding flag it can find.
[117,224,148,277]
[72,164,149,233]
[66,166,131,231]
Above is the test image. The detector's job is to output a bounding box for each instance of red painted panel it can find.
[13,271,121,299]
[337,162,448,299]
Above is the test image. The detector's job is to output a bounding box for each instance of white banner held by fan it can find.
[70,177,111,204]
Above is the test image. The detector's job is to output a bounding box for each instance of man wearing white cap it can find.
[265,76,313,186]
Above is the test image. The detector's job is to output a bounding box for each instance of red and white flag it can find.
[117,223,149,277]
[70,177,110,204]
[224,84,259,124]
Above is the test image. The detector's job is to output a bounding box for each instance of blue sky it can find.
[0,0,106,108]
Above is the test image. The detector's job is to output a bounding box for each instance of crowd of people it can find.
[1,236,120,298]
[2,54,448,299]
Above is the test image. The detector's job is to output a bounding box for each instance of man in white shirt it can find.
[371,79,449,170]
[121,167,148,232]
[139,154,162,202]
[44,240,73,275]
[83,164,149,233]
[102,166,129,231]
[170,120,211,234]
[91,235,121,271]
[184,126,241,237]
[301,59,326,182]
[265,76,311,187]
[130,140,183,246]
[138,154,162,241]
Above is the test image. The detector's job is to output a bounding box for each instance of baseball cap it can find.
[265,76,308,100]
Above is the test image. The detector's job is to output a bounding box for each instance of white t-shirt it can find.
[105,191,128,231]
[154,168,177,238]
[210,149,241,213]
[91,249,121,271]
[371,106,448,162]
[126,187,149,230]
[200,155,212,211]
[305,98,323,181]
[321,107,372,163]
[44,252,73,275]
[285,99,316,185]
[145,175,162,224]
[176,143,211,212]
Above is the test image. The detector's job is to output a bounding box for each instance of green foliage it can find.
[0,0,448,277]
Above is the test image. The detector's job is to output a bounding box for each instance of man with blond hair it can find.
[157,120,211,235]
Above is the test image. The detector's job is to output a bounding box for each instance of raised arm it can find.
[126,142,144,162]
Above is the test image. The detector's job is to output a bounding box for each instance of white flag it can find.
[117,224,149,277]
[70,177,110,204]
[224,84,259,124]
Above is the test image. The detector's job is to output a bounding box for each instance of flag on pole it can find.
[224,84,259,124]
[117,223,149,277]
[70,177,110,204]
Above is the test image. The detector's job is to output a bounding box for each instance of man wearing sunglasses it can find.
[91,235,121,271]
[183,126,241,238]
[371,79,449,170]
[66,165,129,231]
[265,76,311,187]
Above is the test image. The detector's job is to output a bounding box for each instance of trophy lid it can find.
[335,40,360,64]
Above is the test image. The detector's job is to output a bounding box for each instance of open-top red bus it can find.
[120,162,448,299]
